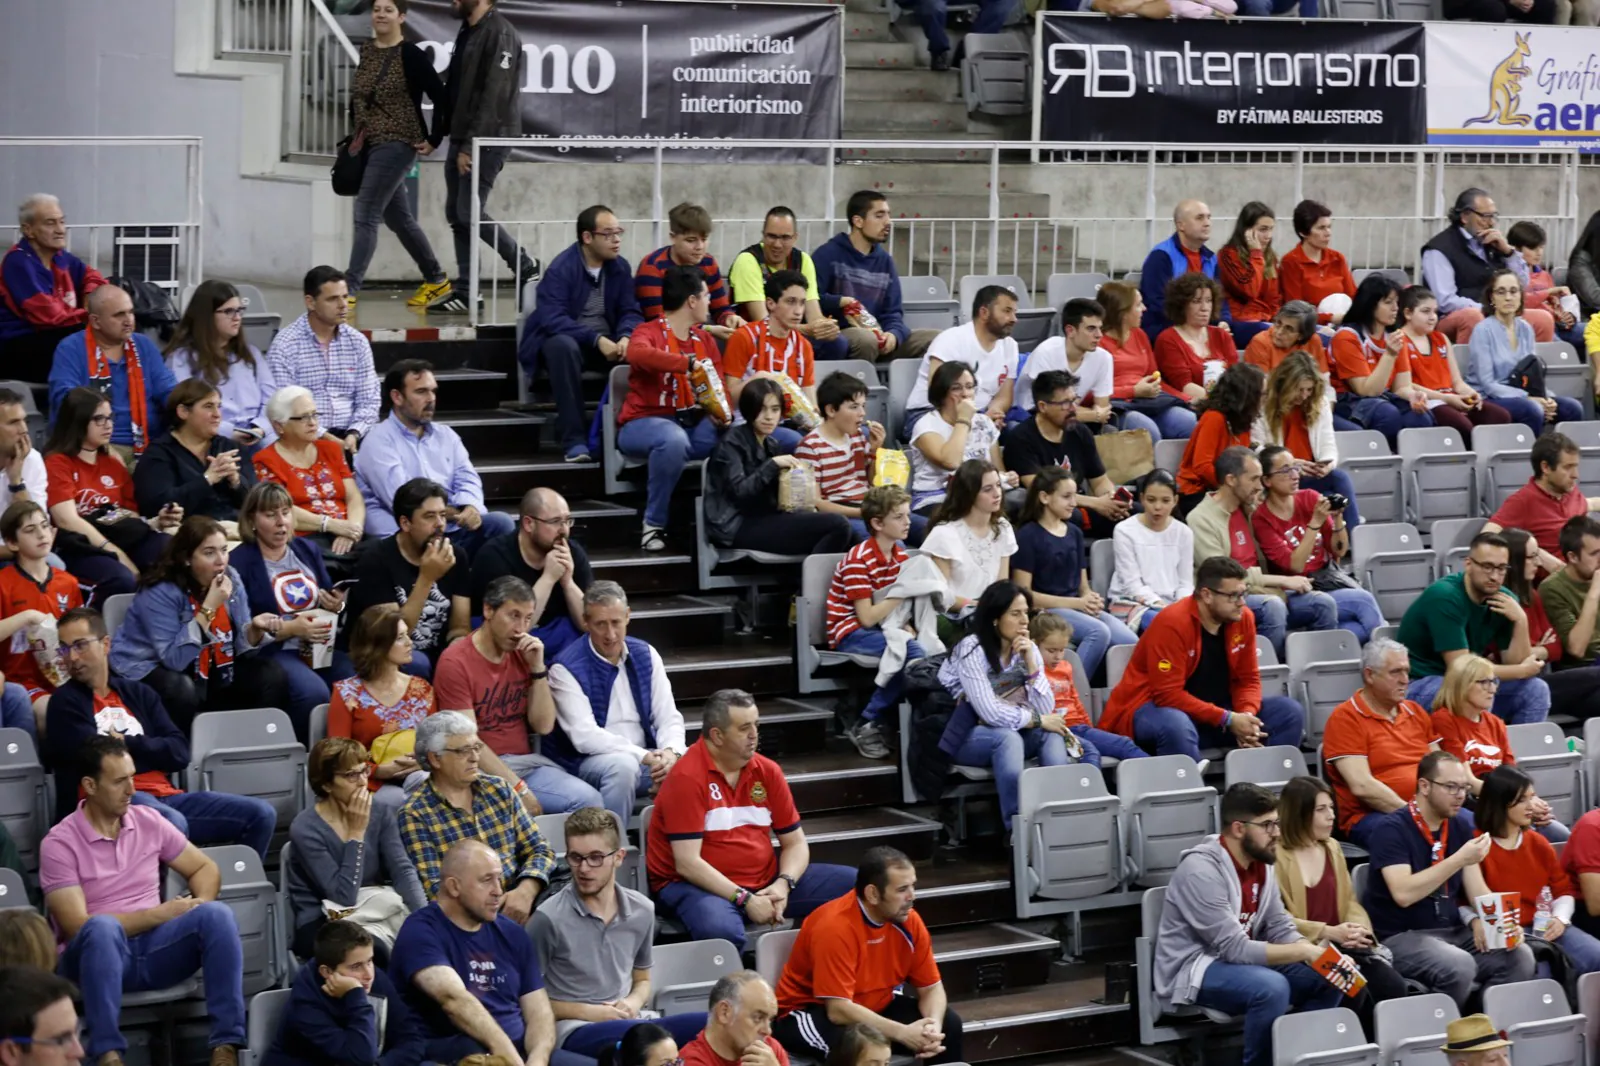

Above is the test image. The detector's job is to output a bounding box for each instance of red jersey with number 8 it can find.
[647,739,801,892]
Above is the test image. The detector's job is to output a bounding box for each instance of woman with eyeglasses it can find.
[1273,776,1407,1029]
[328,603,437,812]
[164,279,276,453]
[43,386,180,607]
[254,385,365,560]
[132,377,256,529]
[287,736,426,965]
[1476,765,1600,979]
[1503,527,1600,725]
[1466,268,1583,436]
[600,1023,679,1066]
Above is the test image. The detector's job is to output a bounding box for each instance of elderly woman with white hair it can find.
[252,385,366,557]
[0,193,107,380]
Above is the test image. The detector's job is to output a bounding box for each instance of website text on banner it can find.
[1427,25,1600,152]
[404,0,841,163]
[1035,14,1425,145]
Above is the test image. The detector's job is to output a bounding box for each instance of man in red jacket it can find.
[1101,556,1306,760]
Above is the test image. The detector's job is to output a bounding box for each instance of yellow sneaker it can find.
[346,294,357,310]
[407,279,451,308]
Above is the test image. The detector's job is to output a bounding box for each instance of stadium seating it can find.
[1563,419,1600,486]
[1271,1007,1378,1066]
[1507,721,1584,826]
[650,938,742,1014]
[1374,993,1458,1066]
[888,357,922,446]
[1118,755,1218,889]
[1538,340,1594,419]
[693,463,808,594]
[188,708,308,832]
[816,358,890,429]
[901,276,961,334]
[1223,746,1307,794]
[1431,516,1485,575]
[1287,630,1363,748]
[102,593,134,637]
[1472,423,1537,513]
[1088,536,1114,599]
[1046,273,1111,310]
[1335,431,1404,524]
[0,728,45,875]
[0,866,27,909]
[956,274,1054,351]
[1398,426,1477,537]
[240,989,290,1066]
[164,844,284,996]
[1013,764,1124,914]
[755,926,799,988]
[1482,978,1584,1066]
[1351,523,1437,622]
[795,551,871,695]
[1135,885,1237,1048]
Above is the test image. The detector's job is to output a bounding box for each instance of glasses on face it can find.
[1209,589,1249,604]
[1243,819,1282,835]
[570,848,620,868]
[1426,779,1470,796]
[1267,466,1298,479]
[443,742,483,758]
[6,1026,86,1051]
[286,411,320,424]
[61,637,100,658]
[1468,557,1509,576]
[336,766,372,783]
[1036,397,1074,408]
[216,305,245,318]
[532,515,576,529]
[1468,209,1500,223]
[1473,677,1501,691]
[593,228,625,239]
[89,414,113,426]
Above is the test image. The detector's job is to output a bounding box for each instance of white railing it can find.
[464,138,1583,327]
[1,137,205,294]
[218,0,294,55]
[285,0,364,158]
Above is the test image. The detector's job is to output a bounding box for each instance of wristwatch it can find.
[777,873,798,892]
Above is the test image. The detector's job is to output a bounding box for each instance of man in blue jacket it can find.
[261,920,425,1066]
[1139,199,1230,340]
[47,284,176,464]
[520,205,644,464]
[812,191,940,364]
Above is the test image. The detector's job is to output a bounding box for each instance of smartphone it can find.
[331,579,360,592]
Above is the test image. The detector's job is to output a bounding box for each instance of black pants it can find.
[139,655,292,736]
[56,532,170,609]
[729,511,853,556]
[540,334,612,455]
[1546,665,1600,720]
[2,327,78,384]
[1348,952,1410,1038]
[1444,0,1556,18]
[774,996,964,1065]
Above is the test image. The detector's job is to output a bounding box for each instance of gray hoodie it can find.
[1153,835,1304,1010]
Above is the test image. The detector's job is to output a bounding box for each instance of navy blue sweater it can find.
[519,241,644,372]
[260,962,424,1066]
[45,676,186,820]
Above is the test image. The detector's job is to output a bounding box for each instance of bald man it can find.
[391,840,559,1066]
[1139,199,1232,339]
[470,487,591,657]
[0,193,107,380]
[47,284,176,464]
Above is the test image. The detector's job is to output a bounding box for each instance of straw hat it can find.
[1439,1014,1512,1054]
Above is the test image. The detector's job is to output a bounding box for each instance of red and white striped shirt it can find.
[825,537,908,646]
[795,429,871,506]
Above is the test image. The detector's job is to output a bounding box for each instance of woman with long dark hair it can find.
[1466,268,1581,435]
[921,460,1017,613]
[1107,469,1193,633]
[599,1023,678,1066]
[328,603,437,810]
[164,279,275,451]
[1567,208,1600,319]
[1099,280,1197,443]
[1253,351,1362,527]
[934,580,1061,828]
[107,514,291,734]
[1218,201,1281,344]
[1175,361,1264,515]
[1328,273,1434,448]
[1396,285,1512,440]
[908,360,1007,515]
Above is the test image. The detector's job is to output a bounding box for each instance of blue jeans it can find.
[130,789,276,859]
[1546,922,1600,976]
[500,753,606,815]
[448,509,517,560]
[617,415,722,529]
[562,1013,708,1057]
[848,514,929,546]
[258,645,356,746]
[1193,961,1345,1066]
[1406,674,1549,725]
[575,752,654,832]
[911,0,1015,54]
[1132,696,1306,760]
[1334,394,1434,450]
[1299,466,1362,529]
[1121,404,1198,443]
[1070,724,1149,767]
[836,629,927,721]
[1248,594,1288,659]
[656,862,856,950]
[1048,607,1138,680]
[444,140,527,290]
[1497,393,1585,436]
[62,904,245,1059]
[1286,588,1386,644]
[346,140,444,291]
[0,681,36,740]
[951,725,1069,827]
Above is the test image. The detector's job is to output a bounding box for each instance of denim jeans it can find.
[1247,594,1288,659]
[443,139,528,290]
[657,862,856,950]
[62,904,245,1059]
[499,753,605,815]
[1298,466,1362,529]
[0,681,37,740]
[1386,924,1535,1007]
[1193,961,1345,1066]
[575,752,653,831]
[617,415,722,529]
[1334,394,1434,450]
[1131,696,1306,760]
[909,0,1015,54]
[847,514,929,546]
[1285,588,1386,644]
[1544,921,1600,976]
[1070,724,1149,767]
[1120,404,1198,443]
[1047,607,1138,680]
[346,140,444,291]
[951,725,1069,826]
[836,629,927,721]
[257,645,356,746]
[1406,674,1549,725]
[1497,393,1585,436]
[448,509,517,561]
[130,789,277,859]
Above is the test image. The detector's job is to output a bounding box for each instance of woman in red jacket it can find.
[1176,362,1265,515]
[1154,272,1239,398]
[1097,281,1196,442]
[1218,201,1282,347]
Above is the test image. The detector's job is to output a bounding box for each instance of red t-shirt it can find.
[1330,328,1408,394]
[1489,480,1589,561]
[1561,809,1600,890]
[1155,325,1239,395]
[1225,508,1257,570]
[45,451,137,519]
[1251,488,1335,575]
[681,1034,789,1066]
[647,740,800,892]
[1234,851,1267,929]
[432,635,532,757]
[1044,659,1091,729]
[824,537,907,647]
[1399,331,1455,392]
[0,563,81,697]
[93,690,181,798]
[1480,830,1573,926]
[722,321,814,386]
[794,430,871,508]
[1430,708,1514,779]
[774,892,941,1015]
[1183,248,1204,274]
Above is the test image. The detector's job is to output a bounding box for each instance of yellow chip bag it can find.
[775,375,821,432]
[873,448,910,487]
[690,358,732,425]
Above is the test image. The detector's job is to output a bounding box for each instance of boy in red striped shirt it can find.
[796,372,928,545]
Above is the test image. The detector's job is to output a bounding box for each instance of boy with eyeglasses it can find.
[0,967,83,1066]
[528,808,706,1061]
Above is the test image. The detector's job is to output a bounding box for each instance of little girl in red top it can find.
[1031,613,1149,768]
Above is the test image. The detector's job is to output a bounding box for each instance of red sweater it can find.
[618,319,727,425]
[1218,245,1282,323]
[1177,409,1250,496]
[1103,328,1189,401]
[1278,244,1356,321]
[1154,325,1239,394]
[1480,830,1573,926]
[1101,597,1262,736]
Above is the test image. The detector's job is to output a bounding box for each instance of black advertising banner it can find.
[406,0,842,162]
[1037,15,1426,145]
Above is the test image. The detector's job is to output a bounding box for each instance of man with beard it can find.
[772,846,962,1064]
[1002,370,1130,536]
[470,488,591,656]
[811,191,938,364]
[1152,783,1343,1066]
[355,359,512,561]
[528,808,706,1060]
[904,285,1019,432]
[1364,751,1535,1006]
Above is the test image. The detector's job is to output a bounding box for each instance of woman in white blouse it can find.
[908,362,1012,515]
[919,460,1017,618]
[1108,469,1194,633]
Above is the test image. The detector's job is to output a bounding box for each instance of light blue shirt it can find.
[1464,314,1537,402]
[352,412,485,537]
[165,346,276,440]
[1420,226,1529,316]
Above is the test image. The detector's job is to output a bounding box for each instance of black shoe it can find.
[931,49,952,71]
[519,258,542,285]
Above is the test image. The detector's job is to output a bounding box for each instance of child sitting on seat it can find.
[1030,611,1149,768]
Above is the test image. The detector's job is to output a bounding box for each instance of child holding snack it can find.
[1030,611,1148,768]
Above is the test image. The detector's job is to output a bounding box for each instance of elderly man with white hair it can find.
[252,385,367,558]
[0,193,107,380]
[47,284,177,464]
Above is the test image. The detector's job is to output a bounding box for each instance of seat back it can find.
[1293,658,1363,749]
[1105,642,1136,690]
[1154,438,1186,475]
[1256,635,1291,701]
[962,33,1031,117]
[1286,630,1362,672]
[1397,427,1474,534]
[903,276,951,302]
[1481,978,1584,1066]
[1351,523,1436,621]
[0,728,45,874]
[0,866,27,909]
[1271,1006,1378,1066]
[1046,273,1110,309]
[1578,971,1600,1066]
[650,938,741,1015]
[1538,340,1593,419]
[535,812,569,859]
[1349,863,1369,907]
[308,702,329,748]
[1508,722,1584,826]
[754,927,799,988]
[1585,718,1600,809]
[1386,0,1443,16]
[169,845,283,996]
[1016,764,1121,902]
[1118,755,1217,887]
[102,593,134,637]
[1375,993,1457,1066]
[188,709,307,830]
[1560,419,1600,487]
[957,275,1032,321]
[1431,516,1486,576]
[1471,423,1537,512]
[889,357,923,445]
[1223,746,1307,795]
[1335,430,1404,524]
[1088,537,1115,599]
[797,552,847,693]
[241,988,292,1066]
[602,363,637,495]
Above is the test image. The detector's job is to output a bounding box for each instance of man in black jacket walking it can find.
[429,0,539,314]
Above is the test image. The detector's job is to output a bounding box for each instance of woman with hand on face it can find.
[908,361,1010,516]
[1217,201,1282,346]
[254,386,365,560]
[134,378,256,532]
[1466,268,1583,435]
[164,280,276,454]
[1329,274,1435,449]
[328,603,437,812]
[107,514,291,734]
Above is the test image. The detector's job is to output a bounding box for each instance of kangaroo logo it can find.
[1464,31,1533,128]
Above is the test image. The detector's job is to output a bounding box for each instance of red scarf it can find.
[1409,800,1449,865]
[744,319,804,381]
[85,329,149,455]
[191,596,236,686]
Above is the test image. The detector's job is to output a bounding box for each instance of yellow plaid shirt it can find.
[398,775,555,898]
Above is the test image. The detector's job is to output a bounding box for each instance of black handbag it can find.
[1111,393,1187,416]
[1509,353,1548,398]
[330,45,399,197]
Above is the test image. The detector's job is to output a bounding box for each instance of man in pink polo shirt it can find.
[40,734,246,1066]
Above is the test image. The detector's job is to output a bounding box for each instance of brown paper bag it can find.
[1094,428,1154,486]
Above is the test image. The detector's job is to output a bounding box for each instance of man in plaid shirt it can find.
[265,266,381,452]
[399,711,555,925]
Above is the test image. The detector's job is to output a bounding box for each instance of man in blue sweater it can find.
[520,205,645,464]
[812,191,940,364]
[1139,199,1230,340]
[47,285,176,464]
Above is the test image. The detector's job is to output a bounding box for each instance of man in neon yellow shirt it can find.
[728,206,847,361]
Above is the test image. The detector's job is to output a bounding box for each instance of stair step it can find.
[868,192,1054,220]
[954,980,1132,1063]
[802,807,943,864]
[846,68,962,104]
[438,409,545,452]
[476,458,603,500]
[681,695,834,753]
[931,923,1059,996]
[843,101,969,134]
[431,366,514,410]
[846,40,920,69]
[662,642,795,699]
[625,593,734,650]
[845,10,897,40]
[370,334,516,374]
[566,498,641,551]
[588,547,697,594]
[914,854,1015,927]
[783,747,900,811]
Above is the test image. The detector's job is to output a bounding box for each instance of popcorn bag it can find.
[28,617,66,689]
[873,448,910,488]
[299,608,340,671]
[777,462,819,513]
[776,375,821,432]
[1310,945,1367,999]
[1474,893,1524,950]
[691,358,732,425]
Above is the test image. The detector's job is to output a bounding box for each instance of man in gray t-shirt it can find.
[527,809,706,1055]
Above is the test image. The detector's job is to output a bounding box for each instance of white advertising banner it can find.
[1427,23,1600,151]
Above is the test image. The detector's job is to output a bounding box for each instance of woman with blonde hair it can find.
[1253,351,1362,528]
[0,909,57,971]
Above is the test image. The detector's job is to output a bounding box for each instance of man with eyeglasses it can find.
[1397,531,1550,725]
[1485,433,1600,577]
[0,967,84,1066]
[469,488,591,658]
[1101,555,1305,761]
[1001,370,1130,537]
[42,606,277,858]
[1364,751,1535,1006]
[727,207,844,360]
[529,808,706,1061]
[1153,783,1344,1066]
[522,205,644,465]
[1422,188,1556,344]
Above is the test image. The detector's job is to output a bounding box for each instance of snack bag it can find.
[774,374,821,432]
[1310,945,1367,998]
[29,616,66,689]
[873,448,910,488]
[777,463,819,513]
[297,608,340,670]
[1474,893,1524,950]
[690,358,732,425]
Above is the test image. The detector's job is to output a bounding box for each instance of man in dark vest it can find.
[1421,187,1556,344]
[546,580,687,832]
[727,206,846,359]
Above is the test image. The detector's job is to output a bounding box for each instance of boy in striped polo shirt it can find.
[823,486,924,758]
[796,372,927,546]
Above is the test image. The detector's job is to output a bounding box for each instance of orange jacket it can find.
[1176,409,1250,496]
[1100,596,1262,736]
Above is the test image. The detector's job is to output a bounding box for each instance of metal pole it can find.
[651,143,665,249]
[987,144,1001,275]
[470,140,481,328]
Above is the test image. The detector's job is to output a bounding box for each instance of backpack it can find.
[107,276,181,340]
[903,655,956,802]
